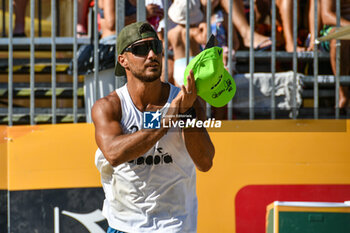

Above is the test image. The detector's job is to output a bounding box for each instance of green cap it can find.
[115,21,159,76]
[184,47,236,107]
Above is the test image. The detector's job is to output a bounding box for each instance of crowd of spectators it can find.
[10,0,350,110]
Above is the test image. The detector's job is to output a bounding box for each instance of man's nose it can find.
[147,48,158,59]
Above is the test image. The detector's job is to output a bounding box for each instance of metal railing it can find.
[0,0,347,125]
[4,0,92,125]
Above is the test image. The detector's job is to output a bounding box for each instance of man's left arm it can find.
[182,98,215,172]
[179,70,215,172]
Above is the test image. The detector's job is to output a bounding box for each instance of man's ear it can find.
[118,54,129,70]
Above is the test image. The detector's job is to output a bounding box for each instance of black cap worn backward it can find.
[115,21,159,76]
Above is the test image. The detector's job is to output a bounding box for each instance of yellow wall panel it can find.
[1,120,350,232]
[196,120,350,233]
[0,126,8,189]
[7,124,100,190]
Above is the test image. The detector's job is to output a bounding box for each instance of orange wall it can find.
[197,120,350,233]
[0,126,7,190]
[5,124,100,190]
[1,120,350,232]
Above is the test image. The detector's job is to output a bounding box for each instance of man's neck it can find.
[126,77,167,112]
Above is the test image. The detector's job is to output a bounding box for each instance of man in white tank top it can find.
[92,21,215,233]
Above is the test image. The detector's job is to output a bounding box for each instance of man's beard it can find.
[130,62,162,83]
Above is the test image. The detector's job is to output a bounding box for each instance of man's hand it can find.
[179,72,215,172]
[179,70,197,113]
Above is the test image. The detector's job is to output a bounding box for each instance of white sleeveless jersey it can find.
[95,83,198,233]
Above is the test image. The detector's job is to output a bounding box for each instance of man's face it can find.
[123,37,163,82]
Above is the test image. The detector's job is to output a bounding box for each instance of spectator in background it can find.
[320,0,350,108]
[254,0,307,52]
[157,1,177,83]
[217,0,272,50]
[200,0,239,70]
[168,0,207,87]
[13,0,28,37]
[98,0,118,41]
[201,0,239,119]
[146,0,164,31]
[77,0,91,37]
[307,0,321,52]
[275,0,307,52]
[98,0,164,42]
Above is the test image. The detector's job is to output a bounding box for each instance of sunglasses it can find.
[124,39,163,56]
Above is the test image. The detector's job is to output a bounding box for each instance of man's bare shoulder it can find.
[91,91,122,123]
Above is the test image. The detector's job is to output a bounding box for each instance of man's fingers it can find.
[181,85,187,95]
[189,70,194,91]
[187,70,196,95]
[185,75,191,93]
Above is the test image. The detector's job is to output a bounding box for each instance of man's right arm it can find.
[91,95,178,167]
[92,95,166,166]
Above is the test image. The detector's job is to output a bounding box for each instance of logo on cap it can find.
[211,75,223,90]
[212,79,233,99]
